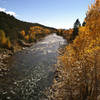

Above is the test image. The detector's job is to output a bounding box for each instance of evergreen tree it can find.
[82,21,86,26]
[74,19,81,29]
[71,19,81,41]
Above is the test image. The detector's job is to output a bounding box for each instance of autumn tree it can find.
[49,0,100,100]
[0,29,6,45]
[0,29,11,48]
[20,30,26,39]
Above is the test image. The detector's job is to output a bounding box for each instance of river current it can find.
[0,33,67,100]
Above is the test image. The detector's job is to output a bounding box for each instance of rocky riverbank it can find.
[0,49,13,77]
[0,33,52,78]
[0,33,67,100]
[0,44,25,77]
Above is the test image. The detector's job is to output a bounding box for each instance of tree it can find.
[70,19,81,41]
[0,29,6,41]
[82,21,86,26]
[6,37,11,48]
[74,19,81,29]
[0,29,12,48]
[0,30,7,46]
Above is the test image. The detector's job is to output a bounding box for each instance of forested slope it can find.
[0,12,56,49]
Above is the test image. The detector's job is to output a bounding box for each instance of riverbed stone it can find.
[0,34,67,100]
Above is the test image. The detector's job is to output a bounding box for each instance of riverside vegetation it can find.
[46,0,100,100]
[0,12,56,50]
[0,12,56,56]
[0,12,56,79]
[0,0,100,100]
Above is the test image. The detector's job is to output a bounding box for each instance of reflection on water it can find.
[0,33,67,100]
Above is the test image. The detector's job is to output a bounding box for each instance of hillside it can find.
[0,12,56,49]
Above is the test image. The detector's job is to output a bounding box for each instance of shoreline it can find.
[0,48,23,77]
[0,33,53,77]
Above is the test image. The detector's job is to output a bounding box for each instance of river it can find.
[0,33,67,100]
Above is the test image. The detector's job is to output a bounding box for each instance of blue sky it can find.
[0,0,92,29]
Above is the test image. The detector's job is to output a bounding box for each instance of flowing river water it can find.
[0,33,67,100]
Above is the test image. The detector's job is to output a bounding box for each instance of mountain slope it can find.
[0,12,56,49]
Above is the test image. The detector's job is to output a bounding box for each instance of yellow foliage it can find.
[20,30,25,36]
[27,26,51,41]
[1,37,7,45]
[6,37,11,48]
[0,30,5,41]
[0,30,12,48]
[79,26,85,33]
[0,30,7,45]
[55,1,100,99]
[25,35,29,41]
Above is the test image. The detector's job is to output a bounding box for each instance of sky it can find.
[0,0,93,29]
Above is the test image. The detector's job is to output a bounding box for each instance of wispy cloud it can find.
[0,8,6,12]
[0,7,16,16]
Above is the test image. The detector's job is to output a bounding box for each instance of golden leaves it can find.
[55,1,100,99]
[20,30,25,37]
[0,30,12,48]
[20,26,51,42]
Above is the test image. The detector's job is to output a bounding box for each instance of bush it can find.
[0,29,12,49]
